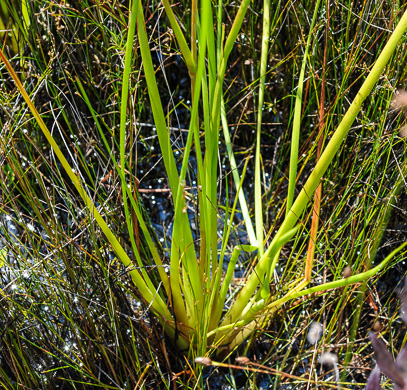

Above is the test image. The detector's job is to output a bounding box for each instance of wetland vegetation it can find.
[1,0,407,388]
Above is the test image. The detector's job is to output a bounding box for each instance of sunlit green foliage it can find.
[1,1,407,389]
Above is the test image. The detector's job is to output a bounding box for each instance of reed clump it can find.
[1,1,407,389]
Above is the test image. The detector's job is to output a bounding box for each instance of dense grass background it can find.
[1,0,407,388]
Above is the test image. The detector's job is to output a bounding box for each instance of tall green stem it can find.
[220,6,407,329]
[254,0,271,259]
[286,0,322,215]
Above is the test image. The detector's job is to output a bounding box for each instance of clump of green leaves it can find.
[2,1,407,388]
